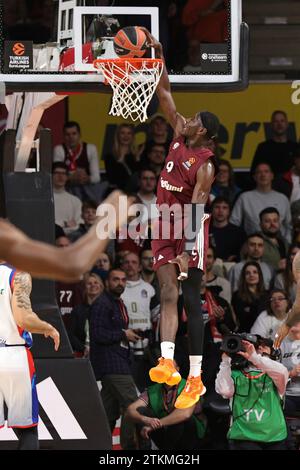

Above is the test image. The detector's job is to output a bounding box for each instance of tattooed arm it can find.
[11,272,60,350]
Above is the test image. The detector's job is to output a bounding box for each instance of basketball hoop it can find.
[94,58,164,123]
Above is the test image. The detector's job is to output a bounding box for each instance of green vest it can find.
[228,369,287,442]
[148,379,206,439]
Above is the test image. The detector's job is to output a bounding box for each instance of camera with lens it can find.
[220,332,259,369]
[221,332,258,355]
[221,332,280,369]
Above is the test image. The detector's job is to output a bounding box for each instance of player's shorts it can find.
[151,215,210,272]
[0,346,38,428]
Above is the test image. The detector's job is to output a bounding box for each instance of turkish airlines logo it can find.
[0,378,87,441]
[12,43,25,56]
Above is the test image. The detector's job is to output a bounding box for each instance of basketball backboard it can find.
[0,0,248,93]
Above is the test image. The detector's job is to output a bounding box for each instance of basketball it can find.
[113,26,148,58]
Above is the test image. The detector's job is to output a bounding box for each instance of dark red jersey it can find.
[156,136,215,209]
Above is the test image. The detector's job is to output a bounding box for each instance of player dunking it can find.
[142,29,220,409]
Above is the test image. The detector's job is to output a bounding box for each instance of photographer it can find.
[215,336,289,450]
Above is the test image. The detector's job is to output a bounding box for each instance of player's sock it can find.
[189,355,202,377]
[161,341,175,360]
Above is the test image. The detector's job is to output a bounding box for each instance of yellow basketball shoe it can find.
[149,357,181,386]
[174,375,206,409]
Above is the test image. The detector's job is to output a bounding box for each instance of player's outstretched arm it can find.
[0,190,132,282]
[141,28,185,135]
[12,271,60,350]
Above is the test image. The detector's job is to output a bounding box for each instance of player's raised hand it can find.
[169,252,190,281]
[139,27,162,53]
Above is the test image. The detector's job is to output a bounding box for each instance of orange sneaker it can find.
[149,357,181,386]
[174,375,206,409]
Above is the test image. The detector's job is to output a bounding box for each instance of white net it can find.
[94,58,164,123]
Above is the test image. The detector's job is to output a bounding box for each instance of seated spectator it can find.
[104,123,140,190]
[273,244,300,303]
[136,168,158,223]
[216,338,288,450]
[140,114,171,161]
[55,235,85,329]
[94,252,112,272]
[126,363,206,450]
[251,110,298,178]
[89,268,140,450]
[127,143,167,194]
[68,272,104,357]
[209,196,246,263]
[140,248,160,309]
[251,289,291,340]
[206,246,232,303]
[141,143,167,178]
[52,162,83,235]
[228,233,273,292]
[259,207,288,270]
[231,261,268,332]
[69,199,98,242]
[210,159,241,207]
[53,121,103,202]
[182,0,228,43]
[281,322,300,415]
[230,163,292,242]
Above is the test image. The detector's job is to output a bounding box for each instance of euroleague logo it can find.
[12,43,25,56]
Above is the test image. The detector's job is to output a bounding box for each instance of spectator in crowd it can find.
[275,145,300,200]
[216,338,288,450]
[209,196,246,263]
[136,168,158,223]
[273,244,300,303]
[69,199,98,242]
[205,246,232,303]
[68,272,104,357]
[210,159,241,207]
[104,123,140,190]
[121,252,159,391]
[281,321,300,415]
[230,163,292,241]
[94,252,112,272]
[182,0,228,43]
[228,233,273,292]
[127,143,167,193]
[89,268,141,450]
[140,114,171,160]
[126,362,206,450]
[55,235,85,330]
[251,110,298,177]
[259,207,288,270]
[142,143,167,178]
[140,248,160,306]
[52,162,83,236]
[231,261,268,332]
[250,289,291,340]
[53,121,102,201]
